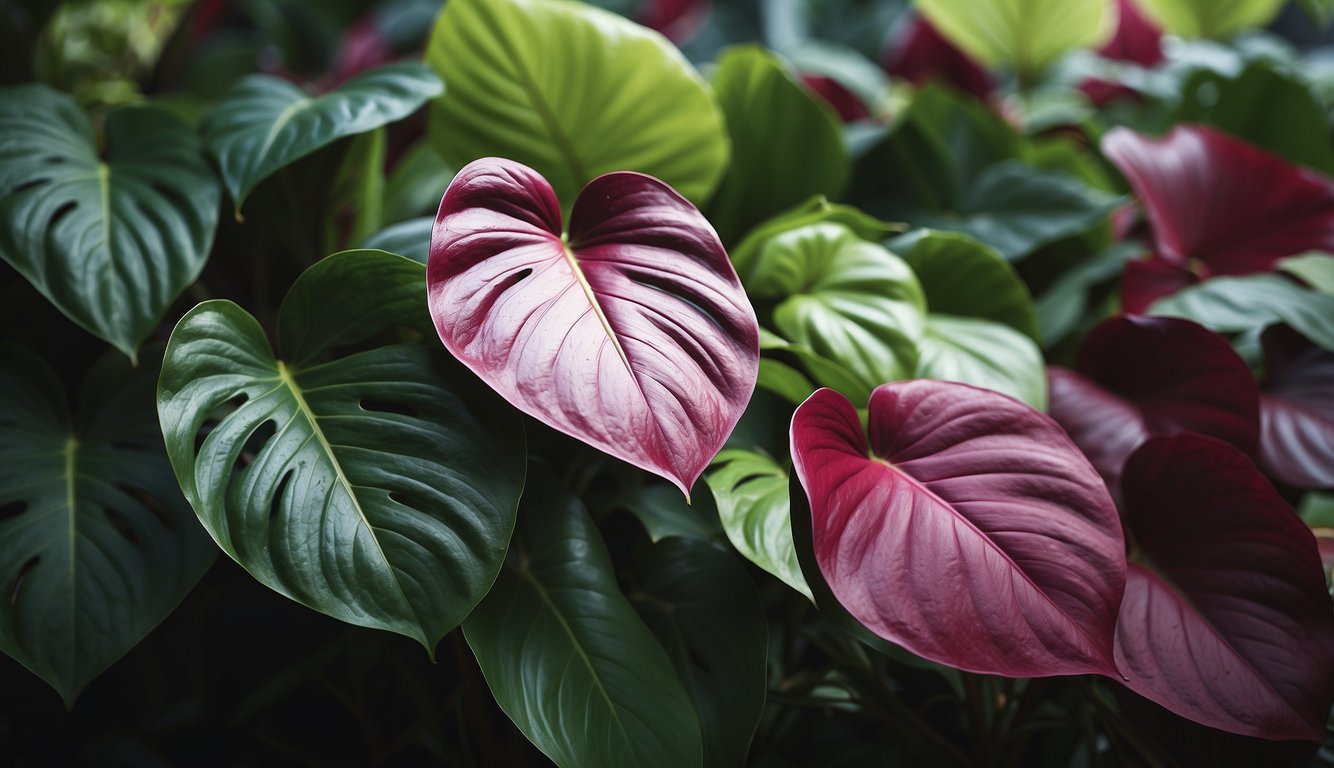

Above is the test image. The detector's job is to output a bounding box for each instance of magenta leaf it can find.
[883,14,995,102]
[1048,315,1259,492]
[790,382,1125,678]
[1103,125,1334,280]
[428,158,759,495]
[1099,0,1164,67]
[1116,434,1334,741]
[1258,327,1334,489]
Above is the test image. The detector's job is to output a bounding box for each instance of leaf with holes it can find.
[464,469,704,768]
[790,382,1126,677]
[157,250,525,651]
[705,449,811,600]
[427,158,758,496]
[0,345,215,706]
[0,84,219,359]
[426,0,728,212]
[201,62,442,209]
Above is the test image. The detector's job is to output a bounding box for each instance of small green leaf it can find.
[1150,274,1334,354]
[0,85,219,359]
[758,329,871,406]
[0,345,215,706]
[1035,243,1140,347]
[895,229,1040,339]
[382,140,454,224]
[1280,253,1334,295]
[756,357,819,404]
[732,196,900,278]
[915,0,1112,76]
[322,127,386,252]
[1134,0,1287,39]
[360,218,432,264]
[618,483,722,543]
[706,449,812,601]
[1300,492,1334,528]
[464,469,704,768]
[201,62,442,208]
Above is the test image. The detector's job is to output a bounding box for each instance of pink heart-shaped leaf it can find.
[790,382,1125,678]
[1048,314,1259,493]
[1116,434,1334,741]
[428,158,759,495]
[1258,327,1334,489]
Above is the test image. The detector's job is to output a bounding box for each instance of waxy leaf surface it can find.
[790,383,1125,677]
[1134,0,1286,38]
[705,449,811,600]
[428,158,758,495]
[914,0,1111,75]
[1257,328,1334,489]
[1116,435,1334,740]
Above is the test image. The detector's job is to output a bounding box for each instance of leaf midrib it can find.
[504,32,588,189]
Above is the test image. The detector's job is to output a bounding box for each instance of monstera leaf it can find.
[705,449,812,600]
[201,62,442,208]
[426,0,728,210]
[914,0,1112,76]
[427,158,759,496]
[0,85,219,359]
[0,345,215,705]
[158,250,525,651]
[790,382,1126,677]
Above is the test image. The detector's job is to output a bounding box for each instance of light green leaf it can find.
[157,251,525,651]
[732,196,901,278]
[1135,0,1287,39]
[915,0,1112,76]
[464,469,704,768]
[916,316,1048,409]
[1150,274,1334,353]
[894,229,1040,339]
[708,46,848,243]
[426,0,728,209]
[706,449,811,601]
[0,345,215,706]
[0,84,219,359]
[758,329,872,406]
[1280,253,1334,295]
[201,62,443,208]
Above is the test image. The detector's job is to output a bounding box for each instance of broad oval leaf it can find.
[158,250,525,650]
[427,158,759,496]
[464,469,703,768]
[1257,327,1334,489]
[1134,0,1286,39]
[1048,315,1259,493]
[790,383,1126,677]
[1116,434,1334,740]
[0,85,219,359]
[426,0,728,210]
[0,345,214,706]
[201,62,443,208]
[914,0,1112,75]
[705,449,812,600]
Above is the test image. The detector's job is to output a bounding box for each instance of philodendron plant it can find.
[3,0,1334,765]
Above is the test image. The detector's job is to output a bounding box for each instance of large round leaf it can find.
[790,383,1125,678]
[1116,434,1334,740]
[426,0,728,210]
[0,84,219,359]
[427,158,758,496]
[158,250,524,651]
[201,62,443,209]
[705,449,812,600]
[1133,0,1286,39]
[1257,327,1334,489]
[914,0,1112,75]
[463,469,703,768]
[0,345,214,706]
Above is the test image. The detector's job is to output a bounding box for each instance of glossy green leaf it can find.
[915,0,1112,75]
[426,0,728,209]
[632,538,768,768]
[708,46,848,243]
[705,449,812,600]
[755,358,819,404]
[915,316,1048,408]
[0,84,219,359]
[894,229,1039,339]
[1150,274,1334,354]
[464,470,703,768]
[360,217,432,264]
[322,127,386,252]
[201,62,442,208]
[758,328,870,406]
[1035,242,1140,347]
[382,140,454,225]
[1281,253,1334,295]
[157,250,525,651]
[1134,0,1287,39]
[731,196,900,279]
[617,483,722,543]
[0,345,214,705]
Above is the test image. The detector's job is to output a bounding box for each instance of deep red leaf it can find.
[800,74,871,123]
[1116,434,1334,741]
[1258,327,1334,489]
[790,382,1125,678]
[883,14,995,102]
[428,158,759,495]
[637,0,710,43]
[1103,125,1334,278]
[1119,253,1199,314]
[1048,315,1259,493]
[1100,0,1164,67]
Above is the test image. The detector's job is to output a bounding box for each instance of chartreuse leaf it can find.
[0,345,215,706]
[1281,253,1334,295]
[631,538,768,768]
[0,84,219,360]
[201,62,442,208]
[1134,0,1286,39]
[426,0,728,210]
[157,250,524,651]
[706,449,812,600]
[914,0,1112,76]
[464,469,704,768]
[708,46,848,244]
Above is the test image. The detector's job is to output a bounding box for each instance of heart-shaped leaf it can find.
[1133,0,1286,39]
[790,382,1126,677]
[705,449,812,600]
[1257,327,1334,489]
[426,0,728,210]
[914,0,1112,75]
[0,345,215,706]
[464,469,703,768]
[1048,315,1259,493]
[730,196,900,279]
[1116,434,1334,740]
[0,85,219,359]
[158,250,525,651]
[427,158,758,496]
[201,63,441,209]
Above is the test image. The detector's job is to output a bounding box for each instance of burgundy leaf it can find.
[1116,434,1334,741]
[790,382,1125,678]
[637,0,710,44]
[800,74,871,123]
[1258,327,1334,489]
[1048,315,1259,492]
[1103,125,1334,278]
[428,158,759,495]
[884,14,995,102]
[1120,254,1199,314]
[1099,0,1164,67]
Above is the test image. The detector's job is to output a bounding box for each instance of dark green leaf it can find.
[705,449,811,600]
[618,483,722,543]
[322,127,386,252]
[1149,274,1334,354]
[382,140,454,224]
[1034,242,1140,347]
[894,229,1040,339]
[360,218,432,264]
